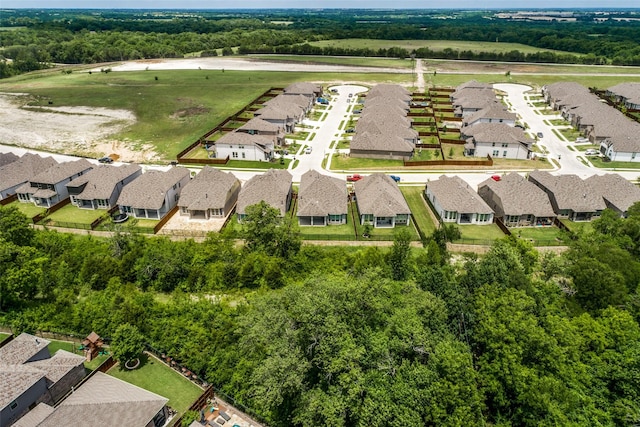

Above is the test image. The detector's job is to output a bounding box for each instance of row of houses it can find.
[426,171,640,228]
[0,333,169,427]
[211,82,322,162]
[543,81,640,162]
[350,84,419,160]
[452,80,535,160]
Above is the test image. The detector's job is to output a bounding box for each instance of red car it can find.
[347,174,363,182]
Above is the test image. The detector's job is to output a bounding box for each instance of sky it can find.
[1,1,638,9]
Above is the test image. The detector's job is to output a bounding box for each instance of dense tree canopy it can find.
[1,202,640,425]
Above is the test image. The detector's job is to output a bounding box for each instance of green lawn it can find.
[560,219,594,235]
[400,186,437,236]
[590,157,640,170]
[108,353,202,416]
[45,204,104,225]
[352,202,420,241]
[512,226,565,245]
[9,201,46,219]
[455,223,506,244]
[85,353,111,371]
[252,54,412,69]
[225,159,291,169]
[0,332,10,341]
[46,338,83,356]
[330,153,404,170]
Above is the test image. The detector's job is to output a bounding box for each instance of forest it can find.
[2,9,640,78]
[1,200,640,426]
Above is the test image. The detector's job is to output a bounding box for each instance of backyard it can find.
[42,204,104,228]
[511,226,566,246]
[399,186,438,236]
[108,353,202,417]
[455,223,506,244]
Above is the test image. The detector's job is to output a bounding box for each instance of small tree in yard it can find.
[112,323,145,364]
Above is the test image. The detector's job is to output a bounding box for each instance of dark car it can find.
[389,175,401,183]
[345,128,355,133]
[98,156,113,164]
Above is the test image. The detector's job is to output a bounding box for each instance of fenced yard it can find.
[399,186,438,236]
[454,223,506,245]
[108,353,202,418]
[42,204,104,228]
[10,201,46,219]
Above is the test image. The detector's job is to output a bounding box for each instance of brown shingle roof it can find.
[354,173,410,217]
[238,117,282,133]
[35,372,168,427]
[426,175,493,214]
[0,333,50,366]
[585,173,640,214]
[478,172,555,217]
[465,103,517,124]
[28,159,93,185]
[178,167,241,212]
[297,170,347,217]
[66,164,141,200]
[350,132,414,154]
[0,154,58,193]
[0,152,19,168]
[215,132,275,150]
[117,167,190,210]
[607,82,640,105]
[461,123,534,148]
[528,170,606,213]
[237,169,292,216]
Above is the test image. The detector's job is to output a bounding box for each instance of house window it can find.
[501,143,508,148]
[123,206,132,213]
[174,194,179,202]
[239,145,245,149]
[97,199,108,207]
[633,152,637,159]
[492,150,499,156]
[10,401,18,410]
[503,151,508,157]
[232,152,238,158]
[491,142,496,147]
[242,152,246,159]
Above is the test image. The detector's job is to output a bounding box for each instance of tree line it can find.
[1,201,640,426]
[2,9,640,78]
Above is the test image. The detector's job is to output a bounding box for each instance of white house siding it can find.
[216,144,272,162]
[473,142,530,160]
[601,144,640,162]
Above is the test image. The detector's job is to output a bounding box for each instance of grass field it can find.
[589,157,640,170]
[512,226,564,243]
[456,223,506,242]
[108,353,202,416]
[399,186,437,236]
[45,204,104,225]
[252,54,412,69]
[9,201,46,219]
[0,69,408,160]
[309,39,580,56]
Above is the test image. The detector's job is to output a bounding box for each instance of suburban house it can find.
[66,164,142,210]
[354,173,410,228]
[477,172,556,227]
[350,84,418,160]
[236,117,285,145]
[585,173,640,218]
[15,159,93,208]
[117,167,191,220]
[253,103,303,133]
[0,333,86,427]
[14,372,170,427]
[0,153,18,168]
[214,131,275,161]
[0,154,57,201]
[297,169,347,226]
[462,102,517,127]
[462,123,534,160]
[450,81,497,117]
[425,175,494,225]
[236,169,293,221]
[605,82,640,110]
[542,82,640,161]
[178,167,241,220]
[283,82,323,99]
[528,170,606,221]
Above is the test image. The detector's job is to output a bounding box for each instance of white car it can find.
[304,147,312,154]
[584,149,599,156]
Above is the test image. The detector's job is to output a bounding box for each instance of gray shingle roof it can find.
[461,123,534,148]
[237,169,292,216]
[0,365,44,409]
[0,152,19,168]
[350,132,414,154]
[28,159,93,185]
[478,172,555,217]
[607,82,640,105]
[12,402,54,427]
[178,167,241,212]
[283,82,322,96]
[354,173,410,217]
[117,167,190,210]
[465,102,517,124]
[0,333,50,366]
[297,170,347,217]
[0,154,58,193]
[528,170,606,213]
[35,372,168,427]
[426,175,493,214]
[66,164,141,200]
[585,173,640,214]
[238,117,282,133]
[215,131,275,151]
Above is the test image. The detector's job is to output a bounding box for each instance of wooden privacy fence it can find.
[32,197,71,224]
[405,155,493,167]
[0,193,17,206]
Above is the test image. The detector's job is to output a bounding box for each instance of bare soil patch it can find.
[171,106,211,119]
[0,92,159,163]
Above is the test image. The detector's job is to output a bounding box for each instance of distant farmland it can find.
[309,39,581,56]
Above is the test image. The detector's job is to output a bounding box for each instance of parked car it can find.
[584,149,600,156]
[98,156,113,164]
[490,174,501,182]
[345,128,355,133]
[537,132,544,138]
[330,89,338,93]
[389,175,401,183]
[353,109,362,114]
[347,174,363,182]
[304,146,312,154]
[317,97,329,105]
[348,93,353,98]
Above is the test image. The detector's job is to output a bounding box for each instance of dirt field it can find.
[0,92,158,162]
